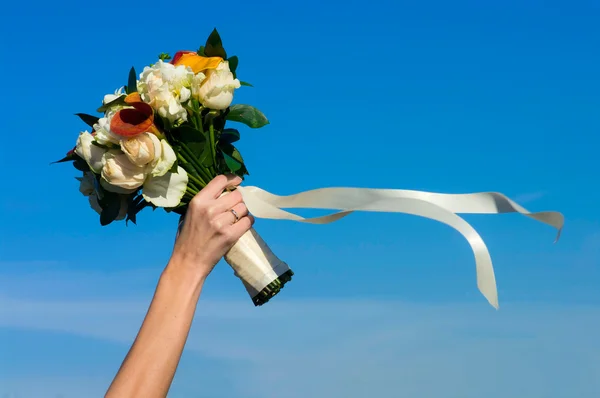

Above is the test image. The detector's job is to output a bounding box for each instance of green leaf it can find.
[126,194,148,225]
[239,81,253,87]
[127,67,137,94]
[220,142,244,173]
[158,52,172,61]
[99,191,121,226]
[52,150,75,164]
[126,210,137,225]
[222,151,242,172]
[226,104,269,128]
[73,155,90,172]
[220,128,240,144]
[75,113,100,128]
[199,143,214,167]
[172,125,206,155]
[97,95,127,113]
[204,28,227,59]
[197,46,206,56]
[171,125,214,168]
[228,55,239,78]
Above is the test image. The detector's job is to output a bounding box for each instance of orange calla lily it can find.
[111,100,159,138]
[125,92,142,104]
[171,50,195,65]
[171,51,223,74]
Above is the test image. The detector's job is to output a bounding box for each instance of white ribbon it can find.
[236,186,564,309]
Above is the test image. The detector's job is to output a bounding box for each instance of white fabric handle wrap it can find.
[236,186,564,309]
[224,228,291,298]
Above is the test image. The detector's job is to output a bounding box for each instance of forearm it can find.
[105,259,207,398]
[105,175,250,397]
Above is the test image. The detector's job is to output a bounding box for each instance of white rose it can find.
[137,60,193,123]
[154,87,187,121]
[120,132,161,167]
[191,72,207,99]
[101,150,146,192]
[75,131,106,173]
[195,60,241,110]
[93,111,121,146]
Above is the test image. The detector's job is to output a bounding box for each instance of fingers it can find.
[229,214,255,240]
[214,189,243,213]
[201,175,242,199]
[215,201,249,226]
[230,202,249,221]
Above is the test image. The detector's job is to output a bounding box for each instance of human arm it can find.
[105,175,253,398]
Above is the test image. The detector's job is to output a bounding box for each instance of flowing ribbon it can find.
[236,186,564,309]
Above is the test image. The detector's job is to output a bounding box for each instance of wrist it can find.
[163,255,210,293]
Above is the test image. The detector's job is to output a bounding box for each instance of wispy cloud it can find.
[1,295,600,398]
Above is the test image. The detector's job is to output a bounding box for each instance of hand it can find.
[170,174,254,280]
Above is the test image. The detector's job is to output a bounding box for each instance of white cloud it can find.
[1,295,600,398]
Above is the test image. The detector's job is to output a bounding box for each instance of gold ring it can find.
[230,208,240,223]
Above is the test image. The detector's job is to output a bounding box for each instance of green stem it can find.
[208,122,217,173]
[197,107,205,134]
[193,112,202,132]
[180,144,214,183]
[187,172,205,190]
[184,185,199,203]
[176,153,207,188]
[197,107,217,175]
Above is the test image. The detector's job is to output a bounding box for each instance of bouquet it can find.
[56,29,292,306]
[57,29,564,309]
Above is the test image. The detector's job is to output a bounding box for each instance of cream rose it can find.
[195,60,240,110]
[75,131,106,173]
[120,132,162,167]
[101,150,146,192]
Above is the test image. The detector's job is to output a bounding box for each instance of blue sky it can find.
[1,0,599,396]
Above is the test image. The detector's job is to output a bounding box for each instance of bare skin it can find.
[105,174,253,398]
